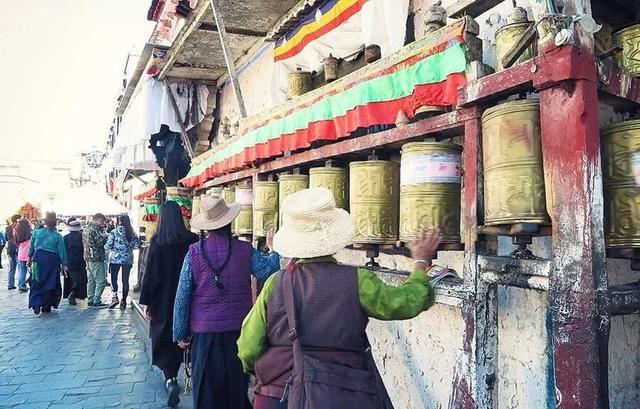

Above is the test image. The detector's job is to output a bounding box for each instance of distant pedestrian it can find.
[5,215,20,290]
[105,215,141,309]
[15,219,33,293]
[173,196,280,409]
[63,219,87,305]
[83,213,108,308]
[0,228,5,269]
[28,212,68,315]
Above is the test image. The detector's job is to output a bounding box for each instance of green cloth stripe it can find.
[187,43,465,178]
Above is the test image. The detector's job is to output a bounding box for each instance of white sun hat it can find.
[190,195,241,231]
[273,187,355,258]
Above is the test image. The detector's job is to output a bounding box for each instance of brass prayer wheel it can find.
[222,186,236,234]
[601,120,640,248]
[234,185,253,235]
[324,54,339,83]
[482,99,549,225]
[364,44,381,64]
[613,25,640,77]
[279,174,309,227]
[495,6,536,71]
[310,166,348,210]
[192,195,202,218]
[349,160,400,244]
[399,142,462,243]
[288,68,312,98]
[253,182,279,237]
[207,186,223,198]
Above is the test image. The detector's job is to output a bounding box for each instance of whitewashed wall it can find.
[211,1,639,407]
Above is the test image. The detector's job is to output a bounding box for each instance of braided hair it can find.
[199,223,233,290]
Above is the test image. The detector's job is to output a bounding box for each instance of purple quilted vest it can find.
[189,235,253,334]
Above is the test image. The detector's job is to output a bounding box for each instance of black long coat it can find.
[140,233,198,375]
[63,231,87,299]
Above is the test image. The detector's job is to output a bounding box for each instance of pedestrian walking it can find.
[15,219,33,293]
[63,219,87,305]
[0,228,6,269]
[105,214,140,309]
[173,196,280,409]
[27,212,68,315]
[140,201,198,408]
[83,213,108,307]
[237,188,440,409]
[5,215,20,290]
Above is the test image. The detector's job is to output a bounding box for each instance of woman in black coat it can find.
[63,219,87,305]
[140,201,197,408]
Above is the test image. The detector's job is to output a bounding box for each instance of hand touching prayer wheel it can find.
[349,160,400,244]
[399,142,462,243]
[482,99,549,225]
[601,119,640,248]
[253,182,279,237]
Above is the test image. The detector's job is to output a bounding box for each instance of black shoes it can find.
[119,299,127,309]
[33,306,41,315]
[42,306,51,313]
[18,287,28,293]
[108,296,120,309]
[8,286,16,290]
[166,378,180,408]
[68,296,77,306]
[93,302,108,309]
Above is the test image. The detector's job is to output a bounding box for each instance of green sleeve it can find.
[237,272,279,374]
[28,231,36,258]
[357,268,435,321]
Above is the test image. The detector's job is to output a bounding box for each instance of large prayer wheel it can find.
[400,142,462,243]
[495,6,536,71]
[254,182,279,237]
[142,197,159,242]
[309,166,348,210]
[235,185,253,236]
[222,186,236,234]
[613,25,640,77]
[279,175,309,227]
[602,120,640,248]
[350,160,400,244]
[207,186,223,198]
[482,99,549,225]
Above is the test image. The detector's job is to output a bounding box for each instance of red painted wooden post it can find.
[452,112,498,409]
[539,70,605,407]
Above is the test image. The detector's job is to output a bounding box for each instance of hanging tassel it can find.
[183,347,192,395]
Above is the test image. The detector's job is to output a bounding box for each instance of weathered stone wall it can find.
[210,1,639,407]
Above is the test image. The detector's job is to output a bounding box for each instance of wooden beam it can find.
[501,22,538,69]
[447,0,503,19]
[209,0,247,118]
[198,22,267,37]
[163,81,195,160]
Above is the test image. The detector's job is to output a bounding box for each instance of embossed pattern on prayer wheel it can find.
[602,120,640,248]
[254,182,279,237]
[495,22,536,71]
[613,25,640,77]
[309,167,348,210]
[192,195,202,218]
[482,99,549,225]
[222,186,236,234]
[207,187,223,198]
[278,175,309,227]
[234,185,253,236]
[349,161,400,244]
[288,69,312,98]
[399,142,462,243]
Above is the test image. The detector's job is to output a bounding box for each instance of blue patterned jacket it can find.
[105,226,141,265]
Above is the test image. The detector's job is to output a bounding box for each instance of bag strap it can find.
[282,260,304,405]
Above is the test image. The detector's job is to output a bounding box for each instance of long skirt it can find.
[191,331,252,409]
[254,395,287,409]
[150,318,183,379]
[28,249,62,310]
[63,266,88,300]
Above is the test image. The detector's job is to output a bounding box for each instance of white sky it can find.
[0,0,155,162]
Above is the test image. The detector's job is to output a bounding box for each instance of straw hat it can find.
[190,195,241,231]
[68,220,82,232]
[273,187,355,258]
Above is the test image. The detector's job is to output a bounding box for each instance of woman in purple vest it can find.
[173,195,280,409]
[140,201,198,408]
[237,188,443,408]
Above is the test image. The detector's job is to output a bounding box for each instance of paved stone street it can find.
[0,271,193,409]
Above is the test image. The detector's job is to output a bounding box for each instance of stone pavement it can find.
[0,275,194,409]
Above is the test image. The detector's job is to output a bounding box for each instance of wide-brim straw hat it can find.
[190,195,241,231]
[273,187,355,258]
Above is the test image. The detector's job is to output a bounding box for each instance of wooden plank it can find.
[447,0,503,19]
[209,0,247,118]
[539,71,605,408]
[478,255,552,277]
[451,114,498,409]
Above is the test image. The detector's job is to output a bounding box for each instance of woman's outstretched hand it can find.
[409,228,442,269]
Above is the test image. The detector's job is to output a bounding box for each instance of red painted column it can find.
[539,73,605,408]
